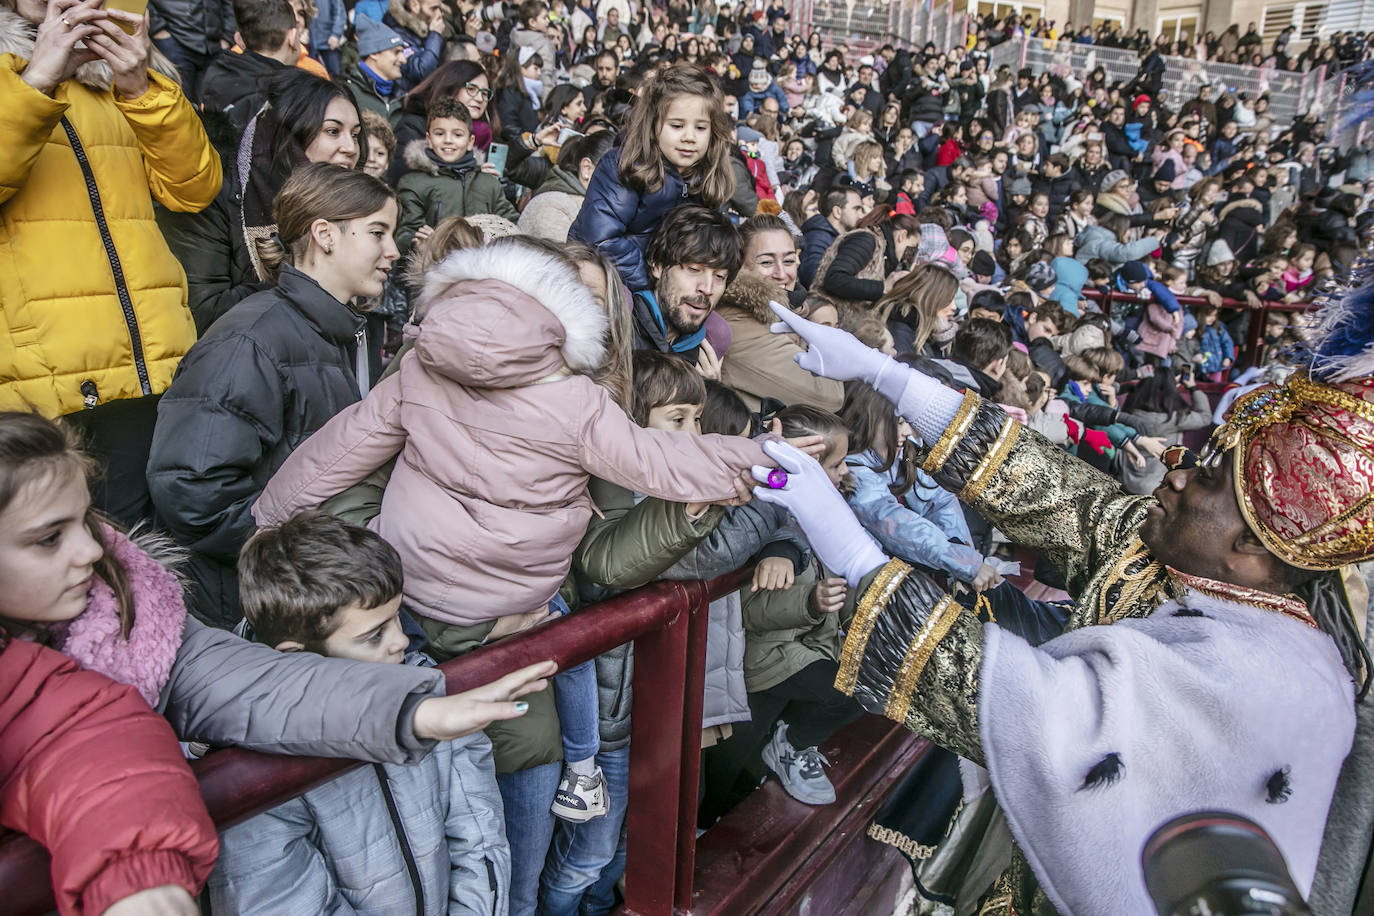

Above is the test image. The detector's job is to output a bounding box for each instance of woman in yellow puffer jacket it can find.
[0,0,220,524]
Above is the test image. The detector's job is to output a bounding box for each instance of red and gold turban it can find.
[1207,372,1374,571]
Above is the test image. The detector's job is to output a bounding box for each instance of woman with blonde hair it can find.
[876,261,960,357]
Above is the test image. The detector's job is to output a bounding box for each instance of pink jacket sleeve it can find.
[253,371,407,526]
[578,387,770,502]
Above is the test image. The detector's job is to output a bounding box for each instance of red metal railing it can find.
[1080,289,1313,369]
[0,569,754,916]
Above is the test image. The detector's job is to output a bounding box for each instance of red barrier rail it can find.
[0,568,754,916]
[1080,289,1313,370]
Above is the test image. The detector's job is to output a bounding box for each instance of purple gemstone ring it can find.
[766,468,789,489]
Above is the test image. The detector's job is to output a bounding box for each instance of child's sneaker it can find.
[761,721,836,805]
[552,764,609,822]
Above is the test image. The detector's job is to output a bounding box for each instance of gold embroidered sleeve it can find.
[838,560,985,763]
[916,398,1154,605]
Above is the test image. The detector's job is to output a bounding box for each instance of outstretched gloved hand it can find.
[768,303,965,444]
[751,439,888,588]
[767,301,896,388]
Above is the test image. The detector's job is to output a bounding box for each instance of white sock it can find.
[568,756,596,777]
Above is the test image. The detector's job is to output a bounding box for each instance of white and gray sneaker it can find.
[551,765,609,822]
[761,721,836,805]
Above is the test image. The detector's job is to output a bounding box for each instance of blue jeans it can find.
[537,745,630,916]
[498,761,561,916]
[550,595,600,763]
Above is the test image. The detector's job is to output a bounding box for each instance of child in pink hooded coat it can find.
[254,237,770,819]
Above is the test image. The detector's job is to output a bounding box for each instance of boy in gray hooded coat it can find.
[209,512,510,915]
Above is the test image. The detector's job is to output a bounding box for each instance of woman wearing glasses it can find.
[385,60,498,184]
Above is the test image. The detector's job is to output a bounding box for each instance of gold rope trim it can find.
[959,418,1021,504]
[921,389,981,475]
[885,596,961,722]
[865,822,937,860]
[1098,535,1168,624]
[836,558,913,694]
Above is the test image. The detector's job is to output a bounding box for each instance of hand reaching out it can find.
[412,660,557,741]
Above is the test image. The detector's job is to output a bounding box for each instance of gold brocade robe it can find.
[842,393,1174,915]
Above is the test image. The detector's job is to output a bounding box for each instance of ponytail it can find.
[258,162,396,285]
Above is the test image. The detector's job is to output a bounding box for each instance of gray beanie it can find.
[356,15,405,58]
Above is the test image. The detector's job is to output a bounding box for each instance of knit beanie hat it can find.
[1119,260,1149,284]
[1027,260,1058,291]
[1009,175,1032,196]
[1102,169,1130,191]
[749,61,771,90]
[356,15,405,58]
[1206,238,1236,265]
[970,250,996,277]
[1153,159,1176,182]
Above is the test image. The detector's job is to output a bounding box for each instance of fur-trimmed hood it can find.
[716,269,789,325]
[401,137,479,177]
[417,241,607,386]
[0,7,179,92]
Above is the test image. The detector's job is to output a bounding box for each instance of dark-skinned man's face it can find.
[1139,451,1274,589]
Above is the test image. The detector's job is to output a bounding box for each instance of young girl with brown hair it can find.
[569,63,736,292]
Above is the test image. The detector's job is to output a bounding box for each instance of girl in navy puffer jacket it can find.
[569,64,737,292]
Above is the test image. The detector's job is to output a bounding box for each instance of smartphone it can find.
[104,0,149,34]
[487,143,509,177]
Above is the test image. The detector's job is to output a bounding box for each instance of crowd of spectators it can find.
[2,0,1372,912]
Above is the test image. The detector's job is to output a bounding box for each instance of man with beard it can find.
[631,205,743,365]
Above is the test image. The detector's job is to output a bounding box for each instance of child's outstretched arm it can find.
[578,387,769,503]
[568,152,653,291]
[253,372,408,526]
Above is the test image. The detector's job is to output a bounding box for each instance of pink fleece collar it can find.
[60,525,187,706]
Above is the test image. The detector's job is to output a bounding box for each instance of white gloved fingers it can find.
[752,485,789,506]
[768,300,803,327]
[770,321,792,334]
[750,464,776,486]
[761,437,809,473]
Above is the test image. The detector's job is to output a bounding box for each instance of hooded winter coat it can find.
[569,147,697,292]
[147,266,369,626]
[518,164,587,242]
[209,654,509,916]
[0,9,221,419]
[254,243,769,627]
[716,271,844,412]
[0,636,219,916]
[396,140,518,252]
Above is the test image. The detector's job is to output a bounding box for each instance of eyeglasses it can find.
[464,82,493,101]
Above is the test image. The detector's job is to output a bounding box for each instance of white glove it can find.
[768,303,965,444]
[751,439,888,588]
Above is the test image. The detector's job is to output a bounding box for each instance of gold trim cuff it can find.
[922,389,981,475]
[884,595,962,722]
[959,417,1021,504]
[837,558,913,694]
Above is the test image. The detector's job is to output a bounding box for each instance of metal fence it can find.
[793,0,969,56]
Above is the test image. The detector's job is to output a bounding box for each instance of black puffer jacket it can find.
[157,154,262,335]
[147,267,366,626]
